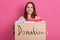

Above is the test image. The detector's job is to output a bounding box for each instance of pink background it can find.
[0,0,60,40]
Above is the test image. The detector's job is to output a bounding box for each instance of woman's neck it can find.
[27,14,32,19]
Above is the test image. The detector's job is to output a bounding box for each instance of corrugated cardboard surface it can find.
[15,22,46,40]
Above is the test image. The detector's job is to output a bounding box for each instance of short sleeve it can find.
[35,16,40,19]
[18,16,25,20]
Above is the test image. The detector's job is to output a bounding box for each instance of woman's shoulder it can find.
[35,16,40,19]
[18,16,25,20]
[14,16,25,23]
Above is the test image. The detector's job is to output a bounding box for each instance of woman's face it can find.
[26,3,33,15]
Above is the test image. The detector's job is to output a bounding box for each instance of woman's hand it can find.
[46,31,48,36]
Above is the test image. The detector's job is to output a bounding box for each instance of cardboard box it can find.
[15,21,46,40]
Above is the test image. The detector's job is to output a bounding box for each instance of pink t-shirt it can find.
[18,16,41,22]
[15,16,41,23]
[18,16,40,20]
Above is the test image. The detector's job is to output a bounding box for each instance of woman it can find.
[13,2,48,35]
[16,2,41,23]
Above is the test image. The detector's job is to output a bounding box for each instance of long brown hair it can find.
[24,2,37,19]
